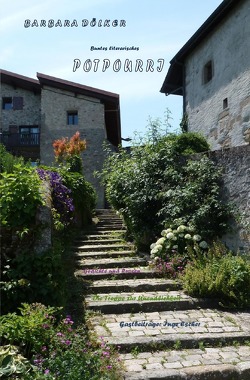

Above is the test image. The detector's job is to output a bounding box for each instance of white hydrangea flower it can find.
[173,245,178,250]
[166,232,175,240]
[150,243,156,250]
[193,234,202,242]
[199,241,208,249]
[156,237,165,245]
[151,244,162,254]
[177,225,186,233]
[184,234,192,240]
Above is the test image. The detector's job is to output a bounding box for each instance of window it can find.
[203,60,213,84]
[67,111,78,125]
[223,98,228,109]
[2,97,23,110]
[2,97,13,110]
[19,126,39,145]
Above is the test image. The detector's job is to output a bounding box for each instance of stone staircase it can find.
[75,209,250,380]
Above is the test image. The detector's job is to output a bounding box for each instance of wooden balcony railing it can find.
[0,133,40,147]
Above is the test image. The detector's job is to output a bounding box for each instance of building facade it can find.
[161,0,250,150]
[0,70,121,207]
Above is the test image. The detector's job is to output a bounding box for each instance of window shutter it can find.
[13,97,24,110]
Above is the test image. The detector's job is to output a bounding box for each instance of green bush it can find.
[0,303,60,358]
[171,132,209,155]
[0,345,34,378]
[1,239,66,314]
[182,244,250,308]
[158,156,231,240]
[100,132,230,248]
[59,169,97,225]
[0,304,122,380]
[0,143,25,173]
[0,164,44,229]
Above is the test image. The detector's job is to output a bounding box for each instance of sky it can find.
[0,0,222,145]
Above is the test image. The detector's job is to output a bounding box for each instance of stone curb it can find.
[75,243,131,251]
[123,363,250,379]
[77,257,146,269]
[106,332,250,352]
[76,268,162,280]
[86,279,182,293]
[86,296,219,314]
[75,250,135,259]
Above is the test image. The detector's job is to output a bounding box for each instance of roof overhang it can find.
[0,69,41,93]
[160,0,244,95]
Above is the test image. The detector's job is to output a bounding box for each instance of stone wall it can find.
[185,0,250,150]
[40,85,107,207]
[1,83,41,130]
[207,145,250,252]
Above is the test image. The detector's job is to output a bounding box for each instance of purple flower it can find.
[37,168,74,226]
[102,351,110,357]
[44,369,50,375]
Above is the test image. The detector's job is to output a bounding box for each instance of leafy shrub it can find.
[0,143,26,173]
[53,131,87,173]
[0,304,122,380]
[1,240,66,314]
[0,303,60,357]
[158,156,231,240]
[170,132,209,155]
[0,165,44,229]
[100,131,230,248]
[0,345,34,378]
[182,243,250,308]
[59,169,97,225]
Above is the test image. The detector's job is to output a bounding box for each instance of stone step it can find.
[85,290,218,314]
[82,230,126,236]
[75,266,162,280]
[90,309,250,352]
[86,278,182,293]
[120,346,250,379]
[75,238,126,245]
[75,250,135,259]
[79,211,250,380]
[80,233,126,239]
[94,225,126,230]
[95,214,122,220]
[76,257,147,269]
[74,243,133,252]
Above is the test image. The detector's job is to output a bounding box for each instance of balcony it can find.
[0,132,40,147]
[0,132,40,160]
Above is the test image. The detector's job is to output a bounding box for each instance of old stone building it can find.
[161,0,250,150]
[0,69,121,207]
[161,0,250,251]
